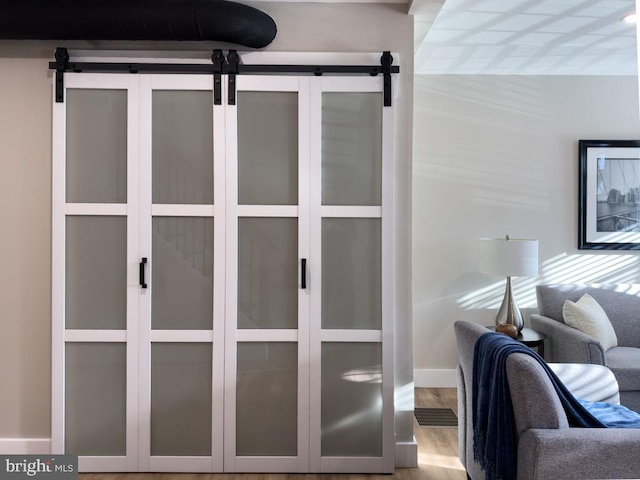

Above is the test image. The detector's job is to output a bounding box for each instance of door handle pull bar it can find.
[301,258,307,289]
[140,257,148,289]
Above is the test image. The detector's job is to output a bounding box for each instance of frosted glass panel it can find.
[322,93,382,206]
[236,343,297,456]
[238,92,298,205]
[238,218,298,329]
[322,218,381,329]
[153,90,214,205]
[321,343,382,457]
[66,216,126,330]
[66,89,127,203]
[151,343,212,456]
[65,343,126,456]
[152,217,214,330]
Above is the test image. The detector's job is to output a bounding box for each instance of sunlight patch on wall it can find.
[457,277,539,310]
[457,253,640,310]
[395,382,415,411]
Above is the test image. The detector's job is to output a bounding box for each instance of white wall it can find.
[413,75,640,386]
[0,3,415,463]
[0,59,53,438]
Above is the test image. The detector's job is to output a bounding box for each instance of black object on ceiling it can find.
[0,0,277,49]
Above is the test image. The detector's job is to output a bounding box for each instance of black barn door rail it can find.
[49,48,399,105]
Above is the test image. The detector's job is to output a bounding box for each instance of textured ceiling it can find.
[414,0,638,75]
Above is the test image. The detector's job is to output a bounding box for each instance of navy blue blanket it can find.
[472,332,640,480]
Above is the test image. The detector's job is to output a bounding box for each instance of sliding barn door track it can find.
[50,47,400,106]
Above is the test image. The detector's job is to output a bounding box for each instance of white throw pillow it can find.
[562,293,618,350]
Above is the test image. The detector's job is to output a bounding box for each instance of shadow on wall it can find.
[413,76,552,211]
[457,253,640,310]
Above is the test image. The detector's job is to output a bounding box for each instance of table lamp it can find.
[478,235,539,332]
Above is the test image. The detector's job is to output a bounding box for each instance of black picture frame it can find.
[579,139,640,250]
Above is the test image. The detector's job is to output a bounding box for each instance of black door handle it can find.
[140,257,148,289]
[301,258,307,289]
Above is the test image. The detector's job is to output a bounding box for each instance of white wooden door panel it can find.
[52,73,140,471]
[224,76,311,473]
[138,74,223,473]
[309,77,394,473]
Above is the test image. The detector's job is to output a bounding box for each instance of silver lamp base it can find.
[495,276,524,332]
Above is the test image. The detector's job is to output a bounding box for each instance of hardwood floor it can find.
[412,388,466,480]
[79,388,466,480]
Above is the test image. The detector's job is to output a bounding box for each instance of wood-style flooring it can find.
[412,388,465,480]
[79,388,465,480]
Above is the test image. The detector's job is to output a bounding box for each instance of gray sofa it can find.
[531,284,640,412]
[455,320,640,480]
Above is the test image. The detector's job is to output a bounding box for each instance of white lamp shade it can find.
[478,236,539,277]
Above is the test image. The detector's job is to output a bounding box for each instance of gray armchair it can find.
[531,284,640,412]
[455,320,640,480]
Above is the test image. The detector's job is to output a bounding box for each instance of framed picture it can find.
[579,139,640,250]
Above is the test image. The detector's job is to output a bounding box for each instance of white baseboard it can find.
[395,438,418,467]
[0,439,51,454]
[414,369,457,388]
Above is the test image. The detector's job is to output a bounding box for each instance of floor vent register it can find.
[414,407,458,427]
